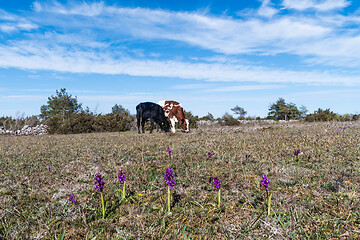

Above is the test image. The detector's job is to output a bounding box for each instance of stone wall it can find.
[0,124,48,135]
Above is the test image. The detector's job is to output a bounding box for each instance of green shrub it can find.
[220,113,241,126]
[305,108,339,122]
[46,113,134,134]
[199,112,214,121]
[93,113,134,132]
[352,114,360,121]
[184,111,198,129]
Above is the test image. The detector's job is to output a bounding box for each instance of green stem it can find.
[122,181,126,200]
[100,192,105,219]
[267,193,272,216]
[218,188,221,208]
[167,186,171,214]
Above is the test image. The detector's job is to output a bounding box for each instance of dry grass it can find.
[0,121,359,239]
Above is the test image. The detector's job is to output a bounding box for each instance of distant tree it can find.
[200,112,215,121]
[82,106,94,115]
[268,98,301,120]
[231,105,247,119]
[111,104,130,115]
[268,98,286,119]
[299,105,308,118]
[40,88,83,121]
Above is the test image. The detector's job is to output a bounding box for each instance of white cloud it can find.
[0,39,359,85]
[33,1,105,16]
[282,0,350,11]
[204,84,285,92]
[27,0,360,69]
[0,24,17,32]
[287,35,360,67]
[1,0,360,81]
[0,22,37,33]
[0,9,18,21]
[0,95,46,102]
[30,1,330,55]
[172,84,212,90]
[0,9,38,33]
[258,0,279,17]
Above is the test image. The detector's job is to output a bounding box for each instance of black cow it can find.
[136,102,170,134]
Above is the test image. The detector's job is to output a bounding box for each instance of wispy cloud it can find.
[30,1,331,55]
[204,84,285,92]
[1,39,359,85]
[0,95,46,102]
[0,1,360,85]
[258,0,279,17]
[32,1,106,16]
[0,9,37,33]
[23,0,360,69]
[282,0,350,12]
[172,84,213,90]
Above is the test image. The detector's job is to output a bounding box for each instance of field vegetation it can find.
[0,121,359,239]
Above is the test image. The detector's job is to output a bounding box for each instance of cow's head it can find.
[160,120,170,132]
[180,118,190,132]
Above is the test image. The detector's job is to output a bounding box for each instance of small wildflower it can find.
[165,168,175,213]
[213,177,221,188]
[138,193,142,196]
[208,152,213,157]
[165,168,175,190]
[69,193,75,203]
[166,147,171,156]
[260,173,270,192]
[118,170,126,183]
[294,149,300,156]
[213,177,222,208]
[118,170,126,199]
[94,173,105,192]
[94,173,106,219]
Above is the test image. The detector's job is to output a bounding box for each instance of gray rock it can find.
[0,124,48,136]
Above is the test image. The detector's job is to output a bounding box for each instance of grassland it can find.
[0,121,359,239]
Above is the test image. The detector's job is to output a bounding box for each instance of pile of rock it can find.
[197,120,218,126]
[0,124,48,136]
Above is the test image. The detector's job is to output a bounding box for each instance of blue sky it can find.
[1,0,360,118]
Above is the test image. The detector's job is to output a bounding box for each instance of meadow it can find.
[0,121,359,239]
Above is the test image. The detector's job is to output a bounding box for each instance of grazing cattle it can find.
[158,100,189,133]
[136,102,170,134]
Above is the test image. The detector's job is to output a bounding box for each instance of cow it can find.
[136,102,170,134]
[157,100,189,133]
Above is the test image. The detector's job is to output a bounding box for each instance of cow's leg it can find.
[137,116,141,134]
[150,118,154,134]
[141,119,146,134]
[170,117,176,133]
[156,123,159,133]
[185,119,190,132]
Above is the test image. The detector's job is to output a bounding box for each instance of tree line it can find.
[201,97,359,124]
[1,89,359,134]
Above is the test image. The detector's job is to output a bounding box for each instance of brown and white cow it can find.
[158,100,189,133]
